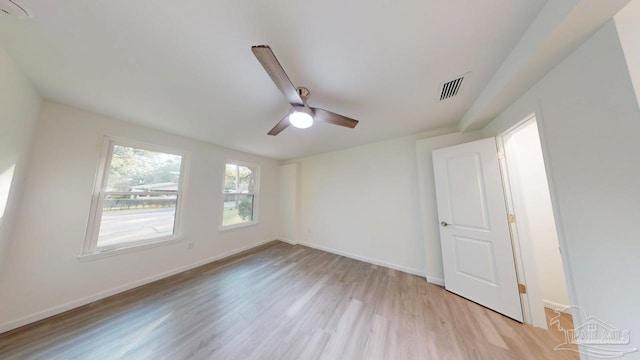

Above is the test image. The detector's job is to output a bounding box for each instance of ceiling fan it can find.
[251,45,360,136]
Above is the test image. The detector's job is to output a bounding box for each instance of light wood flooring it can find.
[0,241,577,359]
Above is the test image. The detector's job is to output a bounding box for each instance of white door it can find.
[432,137,522,321]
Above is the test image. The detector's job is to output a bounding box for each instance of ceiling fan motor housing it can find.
[291,105,313,116]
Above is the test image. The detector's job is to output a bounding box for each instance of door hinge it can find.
[498,151,505,160]
[518,283,527,294]
[508,213,516,223]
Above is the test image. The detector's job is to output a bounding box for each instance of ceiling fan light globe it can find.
[289,111,313,129]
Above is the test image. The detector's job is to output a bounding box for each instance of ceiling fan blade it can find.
[267,115,290,136]
[311,108,359,128]
[252,45,304,107]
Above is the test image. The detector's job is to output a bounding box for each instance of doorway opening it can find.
[498,115,572,329]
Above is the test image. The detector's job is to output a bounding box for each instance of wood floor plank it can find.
[0,241,578,359]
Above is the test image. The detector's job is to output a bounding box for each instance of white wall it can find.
[503,121,570,309]
[616,0,640,107]
[295,135,426,276]
[0,48,41,268]
[288,128,480,281]
[0,101,280,332]
[415,131,483,284]
[483,20,640,355]
[278,163,299,244]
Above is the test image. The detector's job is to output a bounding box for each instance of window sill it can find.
[218,221,259,232]
[78,236,184,262]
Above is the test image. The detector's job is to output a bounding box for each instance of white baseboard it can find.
[298,241,426,277]
[543,299,571,314]
[0,238,278,334]
[426,276,445,286]
[276,237,298,245]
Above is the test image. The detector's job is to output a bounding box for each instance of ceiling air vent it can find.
[0,0,31,18]
[439,74,466,101]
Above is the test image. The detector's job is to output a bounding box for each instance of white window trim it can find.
[219,160,260,230]
[81,136,190,258]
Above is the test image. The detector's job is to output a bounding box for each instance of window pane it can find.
[98,193,177,247]
[222,194,254,226]
[106,145,182,192]
[237,166,255,193]
[224,164,238,193]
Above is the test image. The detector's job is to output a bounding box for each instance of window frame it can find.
[220,160,260,230]
[82,136,189,256]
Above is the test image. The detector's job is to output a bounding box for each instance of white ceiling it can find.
[0,0,548,160]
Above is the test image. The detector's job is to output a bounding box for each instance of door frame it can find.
[496,109,579,329]
[496,114,548,328]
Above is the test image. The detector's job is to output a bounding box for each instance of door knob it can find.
[440,221,449,227]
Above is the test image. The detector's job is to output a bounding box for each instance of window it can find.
[84,138,187,254]
[222,162,259,228]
